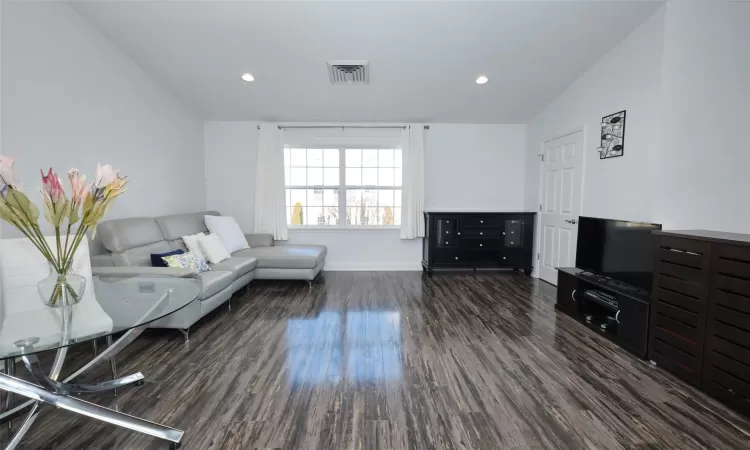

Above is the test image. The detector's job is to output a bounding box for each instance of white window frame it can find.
[285,146,402,230]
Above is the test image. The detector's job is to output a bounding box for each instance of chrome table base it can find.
[0,290,183,449]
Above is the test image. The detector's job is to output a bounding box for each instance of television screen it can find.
[575,216,662,292]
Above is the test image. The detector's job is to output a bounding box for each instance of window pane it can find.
[379,149,394,167]
[345,168,362,186]
[394,189,402,207]
[362,189,377,209]
[285,189,291,206]
[323,149,339,167]
[379,168,394,186]
[394,207,401,226]
[290,205,304,225]
[307,167,323,186]
[362,168,377,186]
[290,189,306,208]
[394,168,402,186]
[379,207,396,225]
[323,168,339,186]
[346,189,362,225]
[362,149,378,167]
[346,149,361,167]
[284,167,291,186]
[306,207,323,225]
[307,149,323,167]
[290,148,306,166]
[323,189,338,206]
[307,188,323,207]
[322,206,339,225]
[290,168,306,186]
[378,190,394,207]
[286,207,292,225]
[394,149,402,168]
[284,148,291,167]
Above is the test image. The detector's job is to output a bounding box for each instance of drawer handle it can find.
[511,242,514,245]
[572,289,577,302]
[479,244,483,247]
[446,231,449,234]
[455,257,459,260]
[503,256,507,260]
[480,232,483,236]
[615,310,620,323]
[511,231,514,234]
[445,241,449,244]
[458,232,461,236]
[480,220,484,224]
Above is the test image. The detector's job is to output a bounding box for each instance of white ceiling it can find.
[70,1,663,123]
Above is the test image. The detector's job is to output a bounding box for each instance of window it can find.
[284,147,402,227]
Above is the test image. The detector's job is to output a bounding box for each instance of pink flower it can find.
[94,163,119,189]
[40,168,64,203]
[67,168,88,205]
[0,155,17,193]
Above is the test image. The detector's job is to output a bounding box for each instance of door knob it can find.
[565,219,577,224]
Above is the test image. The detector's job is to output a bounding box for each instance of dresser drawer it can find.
[432,249,469,265]
[462,229,502,238]
[462,216,503,228]
[461,238,502,250]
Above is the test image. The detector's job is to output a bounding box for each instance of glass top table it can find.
[0,276,201,450]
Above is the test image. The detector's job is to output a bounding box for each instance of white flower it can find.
[94,163,119,188]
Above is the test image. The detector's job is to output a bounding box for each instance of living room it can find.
[1,0,749,449]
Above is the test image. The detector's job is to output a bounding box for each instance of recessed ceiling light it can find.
[476,75,489,85]
[241,73,255,82]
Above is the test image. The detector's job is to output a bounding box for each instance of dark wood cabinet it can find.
[650,230,750,416]
[556,268,651,359]
[422,212,535,275]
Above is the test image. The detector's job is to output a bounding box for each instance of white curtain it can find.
[254,124,288,241]
[400,125,425,239]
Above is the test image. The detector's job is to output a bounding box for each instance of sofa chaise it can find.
[89,211,326,339]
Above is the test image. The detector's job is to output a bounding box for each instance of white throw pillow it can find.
[204,215,249,254]
[198,233,231,264]
[181,232,206,259]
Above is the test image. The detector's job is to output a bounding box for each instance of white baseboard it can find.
[323,262,422,271]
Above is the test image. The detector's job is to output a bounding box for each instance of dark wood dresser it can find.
[422,212,535,275]
[650,230,750,415]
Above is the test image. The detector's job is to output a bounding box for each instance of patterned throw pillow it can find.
[162,252,211,273]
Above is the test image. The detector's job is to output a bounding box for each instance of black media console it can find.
[556,267,650,359]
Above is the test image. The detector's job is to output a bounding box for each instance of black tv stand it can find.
[555,267,650,359]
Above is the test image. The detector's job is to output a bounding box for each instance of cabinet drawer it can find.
[461,238,502,250]
[462,229,502,238]
[432,249,468,265]
[463,216,503,228]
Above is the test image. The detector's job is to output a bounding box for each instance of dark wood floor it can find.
[5,272,750,449]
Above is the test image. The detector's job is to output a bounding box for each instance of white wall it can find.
[204,122,528,270]
[426,124,526,211]
[657,1,750,232]
[524,6,665,223]
[1,3,205,235]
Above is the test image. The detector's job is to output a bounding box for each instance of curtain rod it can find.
[256,125,430,130]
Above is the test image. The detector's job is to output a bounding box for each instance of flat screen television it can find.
[575,216,662,292]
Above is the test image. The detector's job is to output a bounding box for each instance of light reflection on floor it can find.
[286,311,402,385]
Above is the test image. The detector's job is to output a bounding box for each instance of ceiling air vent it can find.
[327,60,369,85]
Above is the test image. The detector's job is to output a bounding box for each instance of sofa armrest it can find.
[91,254,115,267]
[246,233,274,247]
[92,266,199,278]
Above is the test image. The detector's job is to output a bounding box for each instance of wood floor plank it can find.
[4,271,750,449]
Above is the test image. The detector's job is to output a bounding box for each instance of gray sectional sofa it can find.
[90,211,326,339]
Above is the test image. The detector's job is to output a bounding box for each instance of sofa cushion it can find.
[98,217,165,254]
[210,257,257,277]
[113,241,173,267]
[232,245,326,269]
[198,270,234,299]
[155,211,220,251]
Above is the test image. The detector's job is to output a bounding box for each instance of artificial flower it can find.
[67,169,88,206]
[94,163,119,189]
[40,168,65,203]
[0,155,18,195]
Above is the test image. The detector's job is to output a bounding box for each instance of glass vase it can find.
[37,264,86,308]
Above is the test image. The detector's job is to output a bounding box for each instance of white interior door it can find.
[539,131,583,285]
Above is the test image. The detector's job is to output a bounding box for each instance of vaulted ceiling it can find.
[70,1,663,123]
